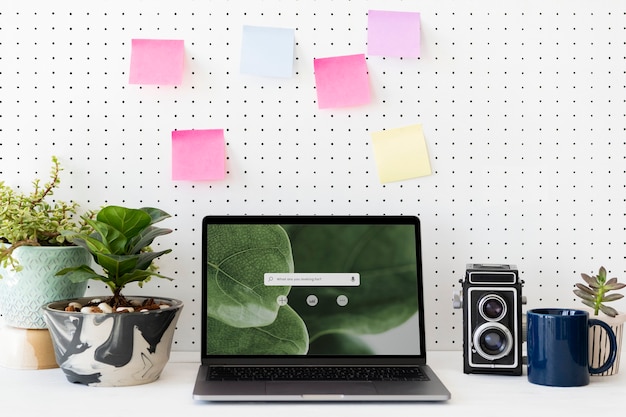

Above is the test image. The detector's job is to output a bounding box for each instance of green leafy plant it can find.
[56,205,174,309]
[574,266,626,317]
[0,156,87,276]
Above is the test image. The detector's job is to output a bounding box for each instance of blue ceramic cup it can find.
[527,308,617,387]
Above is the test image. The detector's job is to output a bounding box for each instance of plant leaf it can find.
[286,224,419,340]
[84,218,127,255]
[574,283,596,296]
[581,273,596,287]
[97,206,152,243]
[602,293,624,302]
[67,231,112,255]
[606,282,626,291]
[128,225,172,254]
[94,253,139,277]
[116,269,173,288]
[133,249,173,271]
[206,304,308,354]
[139,207,171,225]
[599,304,618,317]
[57,264,109,285]
[205,224,294,328]
[574,289,596,302]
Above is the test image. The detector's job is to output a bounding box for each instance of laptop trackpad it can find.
[267,381,377,396]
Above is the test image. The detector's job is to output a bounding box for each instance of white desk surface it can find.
[0,351,621,414]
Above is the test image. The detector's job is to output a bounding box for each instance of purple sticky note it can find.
[129,39,185,85]
[313,54,371,109]
[367,10,421,58]
[171,129,225,181]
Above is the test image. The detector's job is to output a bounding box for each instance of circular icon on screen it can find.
[306,295,319,306]
[336,295,348,307]
[276,295,288,306]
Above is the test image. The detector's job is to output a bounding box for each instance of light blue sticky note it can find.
[240,25,295,78]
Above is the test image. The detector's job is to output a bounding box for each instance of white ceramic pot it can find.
[43,296,183,387]
[0,246,90,329]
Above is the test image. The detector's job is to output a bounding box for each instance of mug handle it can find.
[588,319,618,374]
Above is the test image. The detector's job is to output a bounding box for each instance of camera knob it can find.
[452,290,463,309]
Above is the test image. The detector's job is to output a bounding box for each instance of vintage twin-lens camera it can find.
[454,263,524,375]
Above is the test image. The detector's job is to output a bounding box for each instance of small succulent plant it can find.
[574,266,626,317]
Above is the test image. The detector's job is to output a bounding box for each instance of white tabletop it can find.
[0,350,622,414]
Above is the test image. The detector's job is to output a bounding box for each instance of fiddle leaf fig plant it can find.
[0,156,87,276]
[56,205,174,309]
[574,266,626,317]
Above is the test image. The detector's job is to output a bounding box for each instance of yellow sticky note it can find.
[371,124,432,183]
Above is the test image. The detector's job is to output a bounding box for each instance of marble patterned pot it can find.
[0,246,90,329]
[43,296,183,386]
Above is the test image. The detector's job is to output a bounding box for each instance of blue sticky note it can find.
[240,25,295,78]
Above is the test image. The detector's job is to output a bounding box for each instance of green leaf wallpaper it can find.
[205,224,294,328]
[205,223,419,355]
[286,224,419,342]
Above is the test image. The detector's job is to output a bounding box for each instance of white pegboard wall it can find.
[1,1,626,352]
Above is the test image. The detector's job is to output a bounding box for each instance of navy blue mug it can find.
[527,308,617,387]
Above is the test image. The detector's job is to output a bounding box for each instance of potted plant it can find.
[42,205,183,386]
[573,266,626,376]
[0,156,92,369]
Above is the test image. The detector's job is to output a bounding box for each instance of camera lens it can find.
[483,299,503,319]
[480,330,506,355]
[473,322,513,360]
[479,294,507,321]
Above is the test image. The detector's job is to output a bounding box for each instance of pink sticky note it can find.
[171,129,225,181]
[367,10,421,58]
[313,54,371,109]
[129,39,185,85]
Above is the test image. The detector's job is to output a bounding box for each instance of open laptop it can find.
[193,215,451,402]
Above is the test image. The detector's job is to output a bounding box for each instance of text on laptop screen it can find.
[204,221,423,356]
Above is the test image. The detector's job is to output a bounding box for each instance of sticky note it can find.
[367,10,421,58]
[241,25,295,78]
[371,124,431,183]
[129,39,185,85]
[171,129,225,181]
[313,54,371,109]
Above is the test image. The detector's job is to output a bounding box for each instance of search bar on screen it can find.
[264,273,360,287]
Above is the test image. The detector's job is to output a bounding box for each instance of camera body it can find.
[461,263,523,375]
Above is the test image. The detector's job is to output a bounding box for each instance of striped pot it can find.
[587,309,625,376]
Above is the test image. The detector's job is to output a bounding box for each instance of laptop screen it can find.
[202,216,425,358]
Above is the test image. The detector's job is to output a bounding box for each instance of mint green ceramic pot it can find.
[0,246,90,329]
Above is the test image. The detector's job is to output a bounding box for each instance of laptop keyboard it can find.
[208,366,429,382]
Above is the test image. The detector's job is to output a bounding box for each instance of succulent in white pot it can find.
[42,205,183,386]
[573,266,626,376]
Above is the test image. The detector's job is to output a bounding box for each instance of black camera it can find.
[456,263,524,375]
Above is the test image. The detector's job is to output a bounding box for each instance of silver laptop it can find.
[193,215,451,402]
